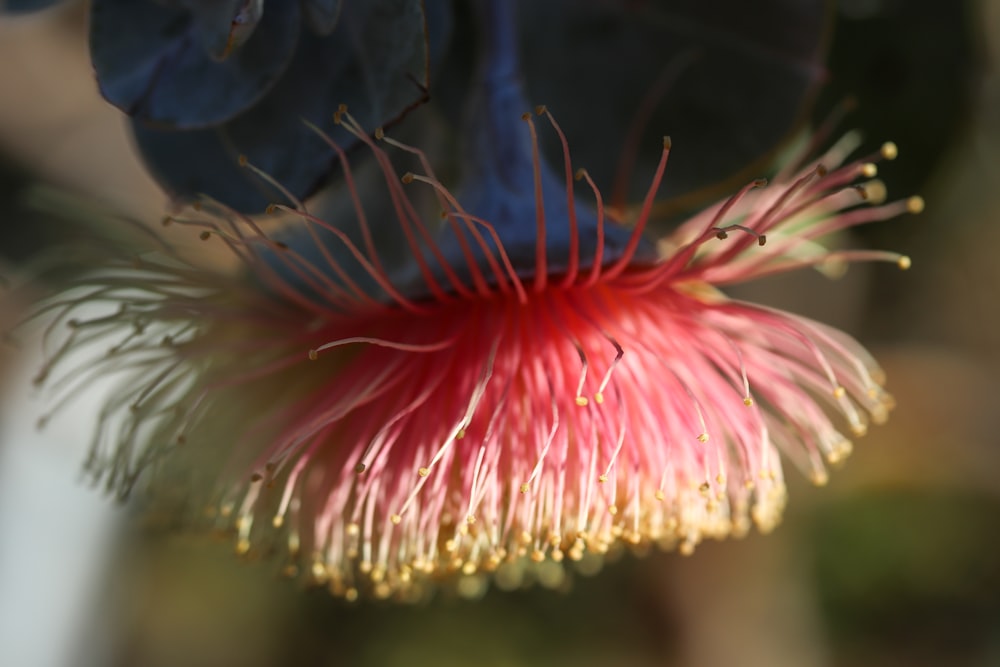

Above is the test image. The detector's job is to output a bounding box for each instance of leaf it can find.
[133,0,429,212]
[515,0,830,210]
[178,0,266,59]
[90,0,300,128]
[302,0,342,35]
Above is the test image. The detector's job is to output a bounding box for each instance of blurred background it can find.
[0,1,998,666]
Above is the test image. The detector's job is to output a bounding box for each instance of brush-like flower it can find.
[25,91,920,600]
[21,1,920,602]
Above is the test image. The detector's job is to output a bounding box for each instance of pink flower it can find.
[31,106,920,601]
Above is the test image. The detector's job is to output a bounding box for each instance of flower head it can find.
[26,92,920,600]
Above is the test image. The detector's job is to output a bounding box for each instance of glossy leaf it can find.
[134,0,429,211]
[90,0,300,128]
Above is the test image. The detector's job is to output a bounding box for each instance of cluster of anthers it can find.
[27,104,920,601]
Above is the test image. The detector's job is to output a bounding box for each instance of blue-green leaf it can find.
[134,0,428,211]
[90,0,300,128]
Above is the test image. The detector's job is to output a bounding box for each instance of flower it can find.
[26,93,921,601]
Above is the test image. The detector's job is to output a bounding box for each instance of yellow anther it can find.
[881,141,898,160]
[575,396,588,407]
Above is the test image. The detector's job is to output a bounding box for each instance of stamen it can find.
[271,205,424,314]
[521,111,549,291]
[713,224,767,246]
[605,136,672,279]
[574,343,590,406]
[308,335,455,359]
[522,392,560,493]
[599,387,628,482]
[594,332,624,404]
[575,168,607,287]
[536,106,582,287]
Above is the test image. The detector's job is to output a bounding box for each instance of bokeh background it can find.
[1,1,997,666]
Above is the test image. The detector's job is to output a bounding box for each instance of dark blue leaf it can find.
[134,0,429,212]
[176,0,265,59]
[515,0,829,208]
[90,0,300,128]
